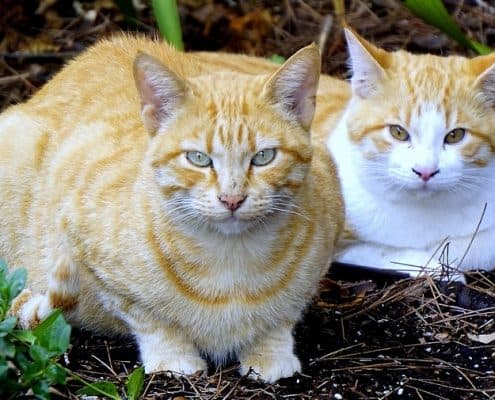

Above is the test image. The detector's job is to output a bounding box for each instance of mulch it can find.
[1,1,495,399]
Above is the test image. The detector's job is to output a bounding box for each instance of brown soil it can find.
[1,1,495,399]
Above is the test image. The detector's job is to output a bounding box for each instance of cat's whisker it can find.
[269,206,310,221]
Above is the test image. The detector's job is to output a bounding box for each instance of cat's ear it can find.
[133,52,188,135]
[263,43,320,131]
[471,53,495,106]
[344,28,390,98]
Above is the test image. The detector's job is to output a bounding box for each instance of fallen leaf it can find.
[467,332,495,344]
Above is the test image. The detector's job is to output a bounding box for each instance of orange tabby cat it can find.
[320,29,495,279]
[1,35,344,382]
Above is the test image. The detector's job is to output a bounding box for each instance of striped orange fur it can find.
[0,35,344,382]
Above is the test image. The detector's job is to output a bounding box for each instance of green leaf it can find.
[44,363,66,385]
[32,310,71,355]
[15,350,30,370]
[22,359,45,383]
[0,316,17,335]
[152,0,184,50]
[0,337,16,358]
[11,329,37,345]
[77,381,122,400]
[404,0,493,55]
[0,363,9,379]
[126,367,145,400]
[29,344,50,363]
[32,378,51,399]
[7,268,26,303]
[269,54,286,64]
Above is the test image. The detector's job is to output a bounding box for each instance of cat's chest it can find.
[166,285,302,357]
[345,188,494,247]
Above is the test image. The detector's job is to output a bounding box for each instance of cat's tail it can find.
[10,254,79,329]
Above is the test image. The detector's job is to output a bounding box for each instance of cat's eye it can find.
[444,128,466,145]
[389,125,410,142]
[251,149,276,166]
[186,151,212,167]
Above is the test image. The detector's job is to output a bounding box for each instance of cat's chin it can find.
[372,181,451,203]
[209,216,258,236]
[407,183,441,194]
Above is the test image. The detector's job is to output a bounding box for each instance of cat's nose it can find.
[219,194,247,211]
[412,167,440,182]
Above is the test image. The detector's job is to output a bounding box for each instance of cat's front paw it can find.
[239,351,301,383]
[144,355,207,377]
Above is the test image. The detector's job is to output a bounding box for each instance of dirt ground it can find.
[1,1,495,399]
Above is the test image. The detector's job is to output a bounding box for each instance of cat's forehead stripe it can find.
[213,116,256,151]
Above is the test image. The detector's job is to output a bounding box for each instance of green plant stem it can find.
[152,0,184,51]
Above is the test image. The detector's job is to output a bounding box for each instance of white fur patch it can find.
[329,100,495,276]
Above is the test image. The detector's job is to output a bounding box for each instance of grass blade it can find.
[404,0,492,55]
[152,0,184,50]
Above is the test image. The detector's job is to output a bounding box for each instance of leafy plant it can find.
[76,366,145,400]
[404,0,492,55]
[0,260,71,400]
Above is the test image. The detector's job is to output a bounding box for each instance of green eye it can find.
[186,151,212,167]
[389,125,410,142]
[444,128,466,144]
[252,149,276,166]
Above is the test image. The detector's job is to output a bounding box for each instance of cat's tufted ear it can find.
[263,43,320,131]
[344,28,390,98]
[133,52,188,135]
[471,53,495,106]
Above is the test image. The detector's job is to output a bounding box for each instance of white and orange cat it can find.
[324,29,495,279]
[0,36,344,382]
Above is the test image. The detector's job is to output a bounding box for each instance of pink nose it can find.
[219,194,246,211]
[412,167,440,182]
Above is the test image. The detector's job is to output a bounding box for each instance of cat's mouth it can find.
[208,210,271,235]
[406,181,445,197]
[221,214,240,223]
[211,215,253,235]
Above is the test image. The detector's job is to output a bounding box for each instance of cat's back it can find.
[0,36,193,266]
[25,36,198,123]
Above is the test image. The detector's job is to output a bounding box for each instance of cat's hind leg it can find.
[239,323,301,383]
